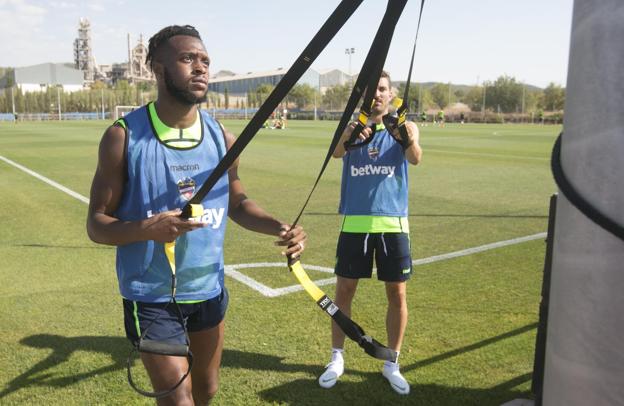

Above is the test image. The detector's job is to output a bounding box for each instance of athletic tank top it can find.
[114,104,228,303]
[339,127,409,217]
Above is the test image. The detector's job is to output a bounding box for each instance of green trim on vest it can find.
[115,118,127,129]
[341,215,409,233]
[147,102,202,148]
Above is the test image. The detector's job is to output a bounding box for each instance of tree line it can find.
[0,74,564,118]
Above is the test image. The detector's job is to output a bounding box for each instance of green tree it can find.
[542,82,565,111]
[485,75,523,113]
[464,86,485,112]
[429,83,450,109]
[288,84,316,109]
[322,83,351,110]
[254,84,275,106]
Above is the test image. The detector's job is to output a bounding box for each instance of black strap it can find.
[551,133,624,241]
[316,293,398,361]
[291,0,409,227]
[342,0,409,151]
[126,275,194,398]
[180,0,365,218]
[345,0,425,151]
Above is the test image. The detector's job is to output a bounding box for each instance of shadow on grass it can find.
[258,374,532,406]
[12,243,113,250]
[1,335,317,399]
[4,324,536,404]
[257,323,537,405]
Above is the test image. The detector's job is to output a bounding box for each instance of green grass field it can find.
[0,119,559,405]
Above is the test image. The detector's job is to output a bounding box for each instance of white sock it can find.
[384,352,400,370]
[331,348,344,363]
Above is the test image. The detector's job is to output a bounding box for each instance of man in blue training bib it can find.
[318,71,422,395]
[86,25,306,404]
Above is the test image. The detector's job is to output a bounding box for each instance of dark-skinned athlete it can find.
[87,25,306,405]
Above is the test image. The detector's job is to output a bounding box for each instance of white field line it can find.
[1,155,547,297]
[0,155,90,204]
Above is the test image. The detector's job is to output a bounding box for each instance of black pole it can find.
[531,193,557,406]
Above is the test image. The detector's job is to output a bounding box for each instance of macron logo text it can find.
[350,164,396,177]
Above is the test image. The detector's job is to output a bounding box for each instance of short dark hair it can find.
[380,70,391,88]
[146,25,202,70]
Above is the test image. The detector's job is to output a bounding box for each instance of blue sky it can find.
[0,0,573,88]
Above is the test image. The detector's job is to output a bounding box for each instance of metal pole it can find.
[11,86,16,117]
[57,86,62,121]
[543,2,624,404]
[101,88,105,120]
[481,83,487,121]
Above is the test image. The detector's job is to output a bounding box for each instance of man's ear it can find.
[152,61,164,80]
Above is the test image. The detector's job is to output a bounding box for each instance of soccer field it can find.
[0,119,559,405]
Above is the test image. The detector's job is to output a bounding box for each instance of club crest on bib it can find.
[368,146,379,161]
[177,177,196,201]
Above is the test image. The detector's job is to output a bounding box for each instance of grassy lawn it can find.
[0,119,559,405]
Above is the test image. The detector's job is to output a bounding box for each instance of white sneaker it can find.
[382,364,410,395]
[318,360,344,389]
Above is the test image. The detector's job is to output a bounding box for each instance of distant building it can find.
[208,67,354,96]
[74,18,103,82]
[7,63,84,93]
[317,68,356,92]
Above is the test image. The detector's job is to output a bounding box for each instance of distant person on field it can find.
[86,24,306,404]
[419,111,427,126]
[437,110,445,127]
[319,70,422,395]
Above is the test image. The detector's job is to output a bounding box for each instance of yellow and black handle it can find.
[288,256,398,362]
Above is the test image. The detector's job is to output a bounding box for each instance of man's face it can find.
[371,77,392,115]
[157,35,210,105]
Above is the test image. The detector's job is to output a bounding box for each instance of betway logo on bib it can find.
[350,164,396,177]
[146,207,225,229]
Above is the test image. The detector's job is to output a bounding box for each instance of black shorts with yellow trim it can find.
[335,232,412,282]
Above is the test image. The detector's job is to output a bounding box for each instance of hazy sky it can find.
[0,0,573,88]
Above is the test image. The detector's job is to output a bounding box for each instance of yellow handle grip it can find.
[289,260,325,302]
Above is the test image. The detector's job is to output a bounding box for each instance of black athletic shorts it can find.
[335,232,412,282]
[123,288,229,346]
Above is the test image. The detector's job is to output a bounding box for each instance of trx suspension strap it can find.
[178,0,365,218]
[344,0,426,151]
[126,2,364,397]
[126,208,202,398]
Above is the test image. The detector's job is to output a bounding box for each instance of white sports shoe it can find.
[382,364,410,395]
[318,360,344,389]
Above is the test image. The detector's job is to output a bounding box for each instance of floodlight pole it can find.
[57,86,62,121]
[10,86,16,117]
[542,1,624,405]
[345,47,355,76]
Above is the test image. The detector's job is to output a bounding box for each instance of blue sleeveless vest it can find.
[114,106,229,302]
[339,129,409,216]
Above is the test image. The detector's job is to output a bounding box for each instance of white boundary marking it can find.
[0,155,90,204]
[1,155,547,297]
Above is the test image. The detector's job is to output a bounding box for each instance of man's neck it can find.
[154,96,198,129]
[370,110,387,124]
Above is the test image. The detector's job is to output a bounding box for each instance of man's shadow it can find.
[0,334,316,400]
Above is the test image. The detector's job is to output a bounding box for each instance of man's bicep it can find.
[89,126,126,216]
